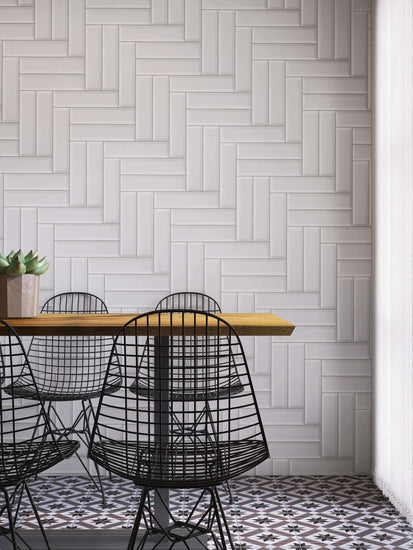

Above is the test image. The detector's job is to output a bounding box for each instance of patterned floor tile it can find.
[0,476,413,549]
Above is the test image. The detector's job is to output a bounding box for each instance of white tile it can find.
[355,392,371,410]
[303,77,366,94]
[322,227,371,243]
[337,277,353,341]
[355,409,371,473]
[256,292,318,309]
[253,26,316,43]
[288,343,304,408]
[354,277,370,342]
[0,156,51,172]
[253,43,317,60]
[235,27,251,92]
[321,243,336,308]
[0,141,18,155]
[104,158,119,223]
[188,242,204,292]
[271,176,335,192]
[0,6,33,22]
[186,126,202,191]
[35,0,51,39]
[120,24,183,41]
[71,258,88,292]
[56,241,118,257]
[304,227,320,292]
[288,61,351,79]
[71,125,135,141]
[219,10,234,74]
[86,142,103,207]
[120,192,136,256]
[286,77,301,141]
[39,207,102,224]
[171,242,187,292]
[137,41,200,58]
[220,143,236,207]
[70,142,86,206]
[305,360,321,424]
[203,126,219,191]
[55,224,118,240]
[270,194,286,257]
[303,111,318,176]
[156,191,218,209]
[136,76,152,140]
[336,127,352,192]
[68,0,85,56]
[89,257,152,274]
[3,57,19,121]
[336,110,371,127]
[185,0,201,41]
[322,393,338,457]
[271,343,288,407]
[188,109,250,126]
[353,127,371,144]
[269,61,285,125]
[338,260,371,276]
[254,177,269,241]
[171,75,233,92]
[19,91,35,155]
[318,0,334,59]
[319,111,335,176]
[301,0,317,25]
[323,359,371,376]
[53,108,69,172]
[353,144,371,161]
[152,0,167,24]
[170,93,185,157]
[351,11,367,76]
[237,177,253,241]
[20,207,37,251]
[236,10,299,25]
[338,393,354,457]
[5,174,67,190]
[287,194,351,210]
[105,141,168,158]
[353,161,369,225]
[335,0,350,59]
[154,209,170,273]
[287,227,303,291]
[188,92,249,109]
[122,175,184,191]
[337,243,371,260]
[269,442,320,459]
[266,425,320,441]
[304,93,366,110]
[0,24,33,39]
[4,207,20,255]
[21,74,84,90]
[52,0,68,40]
[174,225,235,242]
[119,42,135,107]
[5,190,68,206]
[122,158,184,175]
[204,258,220,302]
[289,210,351,226]
[221,125,284,142]
[252,61,268,124]
[206,242,268,259]
[168,0,183,24]
[202,10,218,74]
[106,274,168,291]
[54,91,118,107]
[137,58,200,75]
[86,8,150,24]
[153,76,169,140]
[36,91,52,155]
[71,108,133,125]
[205,0,266,6]
[238,159,301,176]
[0,124,18,139]
[102,26,118,90]
[323,376,371,392]
[4,40,66,56]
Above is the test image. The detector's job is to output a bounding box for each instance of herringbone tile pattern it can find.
[0,0,371,474]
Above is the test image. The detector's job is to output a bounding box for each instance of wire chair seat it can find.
[0,440,78,488]
[91,439,268,489]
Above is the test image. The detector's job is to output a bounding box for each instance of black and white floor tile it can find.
[2,476,413,549]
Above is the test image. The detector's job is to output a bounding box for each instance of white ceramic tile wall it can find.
[0,0,371,475]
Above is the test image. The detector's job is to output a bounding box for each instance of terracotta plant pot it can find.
[0,274,40,318]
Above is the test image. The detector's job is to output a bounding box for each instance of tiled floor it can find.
[3,475,413,549]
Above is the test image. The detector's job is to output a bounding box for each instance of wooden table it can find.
[0,312,295,337]
[2,312,294,548]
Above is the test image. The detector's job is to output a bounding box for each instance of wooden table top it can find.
[1,313,295,337]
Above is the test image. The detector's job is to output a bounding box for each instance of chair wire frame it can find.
[5,292,121,504]
[0,319,79,550]
[89,310,269,549]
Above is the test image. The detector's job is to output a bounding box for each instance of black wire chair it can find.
[156,292,222,314]
[89,310,269,549]
[0,319,79,550]
[5,292,122,504]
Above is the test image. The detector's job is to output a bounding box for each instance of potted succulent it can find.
[0,250,50,318]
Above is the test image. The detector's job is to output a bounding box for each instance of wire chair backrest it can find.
[156,292,222,313]
[0,320,55,485]
[90,310,269,487]
[27,292,115,399]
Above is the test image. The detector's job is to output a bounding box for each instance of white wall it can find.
[373,0,413,523]
[0,0,372,475]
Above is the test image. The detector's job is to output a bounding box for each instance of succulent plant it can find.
[0,250,50,276]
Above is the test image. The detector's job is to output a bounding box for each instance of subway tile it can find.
[236,10,299,26]
[286,77,301,141]
[105,141,168,158]
[20,57,83,73]
[153,76,169,141]
[4,40,66,56]
[220,143,236,207]
[152,0,167,24]
[122,158,185,175]
[136,76,153,140]
[137,58,200,75]
[222,275,284,292]
[287,227,303,291]
[354,278,370,341]
[322,227,371,243]
[303,77,367,94]
[156,191,219,209]
[202,10,218,74]
[5,190,68,206]
[319,111,335,176]
[0,155,51,172]
[5,174,68,190]
[188,109,250,126]
[323,376,371,393]
[70,141,86,206]
[339,393,354,457]
[287,60,350,76]
[120,24,183,41]
[54,91,118,107]
[71,125,135,141]
[135,192,153,255]
[120,192,136,256]
[55,224,118,240]
[336,127,352,192]
[206,242,269,259]
[253,26,316,43]
[288,343,304,408]
[171,75,234,92]
[271,343,288,407]
[219,10,234,74]
[237,177,253,240]
[187,242,204,292]
[86,142,103,207]
[271,176,335,193]
[104,158,120,223]
[188,92,250,110]
[21,74,84,90]
[239,159,301,176]
[52,0,68,40]
[119,42,135,107]
[353,162,370,225]
[337,243,371,260]
[171,242,187,292]
[0,24,33,39]
[35,0,50,39]
[305,360,321,424]
[337,277,354,341]
[222,258,284,276]
[137,41,200,58]
[68,0,85,56]
[322,393,338,457]
[169,92,185,157]
[270,194,286,257]
[252,61,268,124]
[39,207,102,224]
[257,292,319,309]
[301,0,317,25]
[253,43,317,60]
[304,93,366,110]
[288,210,352,226]
[304,227,320,292]
[203,126,219,191]
[102,26,118,90]
[303,111,318,176]
[321,243,336,308]
[336,110,371,127]
[338,260,371,276]
[351,11,368,76]
[235,27,251,92]
[71,108,134,124]
[288,194,351,210]
[168,0,183,24]
[19,91,36,155]
[186,126,202,191]
[323,359,371,376]
[318,0,334,59]
[86,8,150,24]
[3,58,19,121]
[254,177,270,241]
[269,61,285,125]
[184,0,201,41]
[355,409,371,473]
[335,0,350,59]
[221,125,284,142]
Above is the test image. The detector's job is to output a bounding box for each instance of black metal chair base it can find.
[128,487,235,550]
[0,482,51,550]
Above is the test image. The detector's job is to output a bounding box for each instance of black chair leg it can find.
[2,488,18,550]
[24,482,52,550]
[211,487,236,550]
[127,487,149,550]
